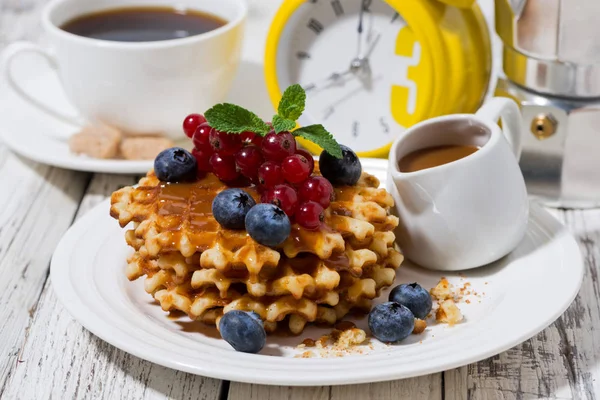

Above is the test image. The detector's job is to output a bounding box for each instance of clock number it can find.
[296,51,311,60]
[323,106,335,120]
[307,18,324,35]
[390,12,404,24]
[304,83,316,92]
[362,0,372,12]
[352,121,359,138]
[379,117,390,134]
[331,0,344,16]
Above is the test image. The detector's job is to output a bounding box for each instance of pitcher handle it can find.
[475,97,522,160]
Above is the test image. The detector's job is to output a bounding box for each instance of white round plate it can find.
[0,51,173,174]
[51,159,583,386]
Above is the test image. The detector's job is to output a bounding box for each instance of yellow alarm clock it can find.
[264,0,492,157]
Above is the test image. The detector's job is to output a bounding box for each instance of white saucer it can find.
[50,159,583,385]
[0,51,173,174]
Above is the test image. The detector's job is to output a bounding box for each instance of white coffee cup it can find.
[0,0,247,140]
[387,98,529,271]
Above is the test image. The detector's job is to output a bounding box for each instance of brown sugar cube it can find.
[120,136,175,160]
[69,124,122,159]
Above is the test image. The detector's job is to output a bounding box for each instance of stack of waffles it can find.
[110,170,404,334]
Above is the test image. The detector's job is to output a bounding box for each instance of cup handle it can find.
[1,42,84,129]
[475,97,523,160]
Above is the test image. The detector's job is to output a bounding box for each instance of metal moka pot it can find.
[495,0,600,208]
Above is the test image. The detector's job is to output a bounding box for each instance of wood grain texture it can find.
[444,209,600,400]
[1,174,223,400]
[228,375,442,400]
[0,0,598,398]
[0,149,88,393]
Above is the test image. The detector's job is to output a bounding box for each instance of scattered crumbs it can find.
[436,299,464,326]
[412,318,427,334]
[419,340,423,344]
[317,336,329,348]
[294,351,315,358]
[430,278,454,300]
[484,282,488,285]
[295,323,371,358]
[465,299,471,304]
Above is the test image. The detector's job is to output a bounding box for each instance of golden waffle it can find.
[111,169,403,334]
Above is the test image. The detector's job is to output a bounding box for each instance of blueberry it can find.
[389,283,433,319]
[154,147,197,183]
[319,145,362,186]
[219,310,266,354]
[368,302,415,343]
[245,203,291,247]
[212,189,256,230]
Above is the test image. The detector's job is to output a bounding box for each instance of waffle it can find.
[111,169,403,334]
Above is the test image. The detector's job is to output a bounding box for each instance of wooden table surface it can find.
[1,0,599,399]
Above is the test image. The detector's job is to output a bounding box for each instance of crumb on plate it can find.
[430,278,454,300]
[412,318,427,334]
[436,299,463,325]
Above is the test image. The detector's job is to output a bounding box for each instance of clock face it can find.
[275,0,422,152]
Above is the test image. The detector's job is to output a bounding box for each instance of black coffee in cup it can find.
[60,6,226,42]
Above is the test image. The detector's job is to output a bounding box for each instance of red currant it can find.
[296,201,324,230]
[210,153,239,181]
[299,176,334,208]
[295,148,314,175]
[282,154,311,184]
[261,184,298,217]
[192,147,212,173]
[261,131,297,161]
[183,114,206,138]
[209,129,243,156]
[257,161,284,188]
[192,123,212,151]
[241,131,263,147]
[235,146,264,179]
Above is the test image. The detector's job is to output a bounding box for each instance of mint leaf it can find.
[205,103,270,136]
[272,115,296,133]
[277,84,306,121]
[293,124,342,158]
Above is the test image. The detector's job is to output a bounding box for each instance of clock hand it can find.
[303,69,354,92]
[356,0,370,59]
[364,32,382,60]
[321,73,383,120]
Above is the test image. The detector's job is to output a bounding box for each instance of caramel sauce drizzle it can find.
[146,172,379,297]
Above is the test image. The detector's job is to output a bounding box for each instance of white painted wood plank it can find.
[228,384,329,400]
[0,151,88,392]
[445,209,599,400]
[0,0,89,390]
[229,375,442,400]
[2,174,223,400]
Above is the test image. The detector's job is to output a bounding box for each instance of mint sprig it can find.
[277,84,306,121]
[272,114,296,133]
[203,84,342,158]
[294,125,343,158]
[205,103,270,136]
